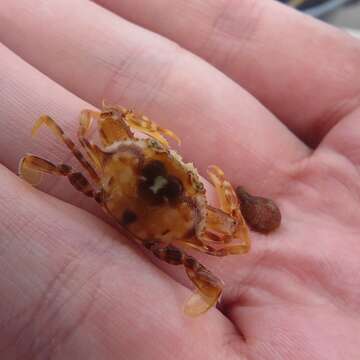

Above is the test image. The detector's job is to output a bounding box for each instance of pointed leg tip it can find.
[18,156,43,186]
[31,115,49,137]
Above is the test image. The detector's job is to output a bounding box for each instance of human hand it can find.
[1,1,360,359]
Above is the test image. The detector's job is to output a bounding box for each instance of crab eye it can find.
[141,160,166,181]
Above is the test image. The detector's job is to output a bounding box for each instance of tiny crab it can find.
[19,102,251,316]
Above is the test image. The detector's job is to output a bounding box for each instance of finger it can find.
[0,43,106,218]
[318,107,360,166]
[0,165,243,359]
[0,1,309,193]
[93,0,360,146]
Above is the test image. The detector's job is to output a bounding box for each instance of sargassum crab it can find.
[19,103,250,316]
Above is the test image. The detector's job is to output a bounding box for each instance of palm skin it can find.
[1,1,360,359]
[227,147,360,359]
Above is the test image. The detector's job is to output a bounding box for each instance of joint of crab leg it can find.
[207,165,250,241]
[142,240,223,316]
[206,206,237,240]
[101,101,181,146]
[184,256,223,317]
[32,115,62,139]
[67,172,94,197]
[101,99,126,113]
[19,154,96,198]
[30,115,101,183]
[125,110,181,146]
[79,110,98,137]
[208,165,225,180]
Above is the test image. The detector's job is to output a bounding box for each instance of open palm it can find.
[1,1,360,359]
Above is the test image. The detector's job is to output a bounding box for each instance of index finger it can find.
[0,1,309,195]
[95,0,360,146]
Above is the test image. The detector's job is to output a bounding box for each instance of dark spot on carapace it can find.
[122,209,137,226]
[141,160,166,181]
[138,178,165,205]
[159,175,183,201]
[138,160,184,205]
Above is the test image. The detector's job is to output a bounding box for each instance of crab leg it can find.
[207,165,250,251]
[19,155,104,203]
[203,205,238,243]
[32,115,100,184]
[177,239,250,257]
[102,102,181,148]
[143,240,223,316]
[80,108,133,147]
[122,110,181,148]
[77,110,109,172]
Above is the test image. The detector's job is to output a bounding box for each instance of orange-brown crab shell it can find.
[100,138,209,243]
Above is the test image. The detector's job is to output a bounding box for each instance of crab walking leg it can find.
[77,111,108,172]
[32,115,100,184]
[122,109,181,148]
[80,108,133,147]
[203,205,238,244]
[207,165,243,217]
[78,109,96,138]
[143,240,223,316]
[19,155,100,200]
[207,165,250,251]
[102,102,181,148]
[176,239,250,257]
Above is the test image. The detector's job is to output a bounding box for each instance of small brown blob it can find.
[236,186,281,234]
